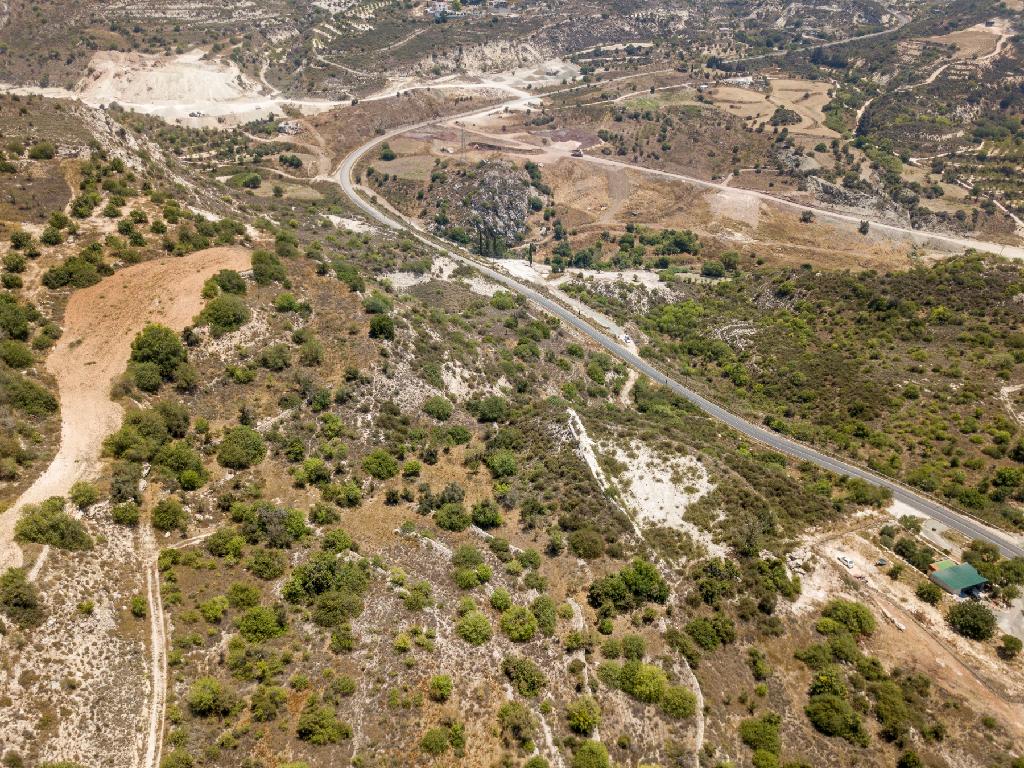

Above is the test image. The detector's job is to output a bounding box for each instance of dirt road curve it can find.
[0,246,251,571]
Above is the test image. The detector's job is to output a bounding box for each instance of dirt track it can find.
[0,246,250,571]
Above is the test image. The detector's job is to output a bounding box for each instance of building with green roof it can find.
[929,562,988,598]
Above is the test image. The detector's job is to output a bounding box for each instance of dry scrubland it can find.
[0,1,1023,768]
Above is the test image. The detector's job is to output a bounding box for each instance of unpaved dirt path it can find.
[0,246,251,572]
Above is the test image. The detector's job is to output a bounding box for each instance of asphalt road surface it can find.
[336,113,1024,560]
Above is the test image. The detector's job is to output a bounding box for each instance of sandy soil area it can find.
[0,246,251,571]
[926,23,1004,59]
[73,49,338,126]
[568,409,720,556]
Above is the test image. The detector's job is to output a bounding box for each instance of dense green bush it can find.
[252,250,287,285]
[429,675,453,702]
[0,567,43,626]
[804,694,868,745]
[130,324,186,379]
[0,370,58,415]
[199,294,250,336]
[151,497,188,532]
[187,676,237,717]
[369,314,395,340]
[660,685,697,719]
[296,699,351,744]
[502,655,546,697]
[111,501,141,526]
[946,601,996,640]
[821,599,875,636]
[422,396,453,421]
[500,605,539,642]
[0,339,33,368]
[218,426,266,469]
[435,503,471,531]
[572,741,610,768]
[15,497,92,550]
[588,559,669,616]
[915,581,943,605]
[618,659,667,703]
[250,684,287,721]
[237,605,286,642]
[362,449,399,480]
[565,696,601,735]
[456,610,492,645]
[69,480,100,509]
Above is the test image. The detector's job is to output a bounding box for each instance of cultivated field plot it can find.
[925,22,1003,60]
[709,78,839,138]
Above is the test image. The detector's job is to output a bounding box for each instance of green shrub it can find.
[999,634,1022,660]
[490,587,512,612]
[915,581,943,605]
[422,396,453,421]
[420,727,449,755]
[237,605,285,642]
[500,605,538,642]
[130,595,147,618]
[28,141,56,160]
[497,701,535,746]
[250,684,287,721]
[252,249,287,285]
[217,426,266,469]
[159,750,194,768]
[15,497,92,550]
[0,340,33,368]
[0,567,44,626]
[187,676,236,717]
[485,449,517,478]
[473,395,509,423]
[572,741,610,768]
[258,343,290,371]
[369,314,395,340]
[131,361,163,392]
[199,294,250,336]
[471,499,503,529]
[739,711,781,754]
[618,660,666,703]
[947,601,996,641]
[111,501,141,526]
[429,675,453,702]
[296,700,351,744]
[362,449,399,480]
[502,654,546,697]
[566,696,601,735]
[456,610,492,645]
[0,370,58,415]
[69,480,100,509]
[362,291,392,314]
[248,548,286,580]
[213,269,246,294]
[151,497,187,532]
[435,503,471,531]
[804,694,867,745]
[660,685,697,719]
[130,324,186,379]
[821,599,875,636]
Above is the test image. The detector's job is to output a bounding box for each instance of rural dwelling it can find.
[929,562,989,598]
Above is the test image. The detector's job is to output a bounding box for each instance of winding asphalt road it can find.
[335,108,1024,560]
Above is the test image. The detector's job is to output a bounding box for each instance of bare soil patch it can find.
[926,24,1002,59]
